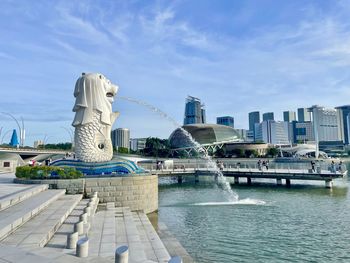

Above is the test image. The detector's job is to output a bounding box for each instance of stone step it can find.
[0,189,65,240]
[0,244,106,263]
[0,184,48,211]
[89,202,116,258]
[132,212,171,263]
[117,207,150,263]
[45,198,89,252]
[1,194,82,248]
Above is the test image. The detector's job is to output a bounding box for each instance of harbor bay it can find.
[156,162,350,263]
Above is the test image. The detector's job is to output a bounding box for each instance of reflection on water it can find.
[158,172,350,263]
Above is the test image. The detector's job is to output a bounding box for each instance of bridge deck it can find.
[152,167,346,181]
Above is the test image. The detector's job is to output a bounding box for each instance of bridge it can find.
[0,147,67,160]
[152,167,347,188]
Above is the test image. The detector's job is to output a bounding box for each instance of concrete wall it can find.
[0,160,18,173]
[14,175,158,214]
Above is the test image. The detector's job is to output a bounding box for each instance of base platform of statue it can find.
[49,157,145,176]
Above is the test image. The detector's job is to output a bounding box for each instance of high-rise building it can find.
[298,108,311,122]
[290,121,314,143]
[34,140,44,148]
[335,105,350,145]
[111,128,130,150]
[283,111,296,122]
[184,96,206,125]
[130,138,147,152]
[263,112,274,121]
[216,116,234,128]
[308,105,342,156]
[248,111,260,132]
[254,120,289,145]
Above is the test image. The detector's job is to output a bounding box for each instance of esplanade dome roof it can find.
[169,124,242,149]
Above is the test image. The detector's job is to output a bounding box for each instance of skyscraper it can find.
[308,105,342,157]
[335,105,350,145]
[111,128,130,150]
[184,96,206,125]
[283,111,296,122]
[263,112,274,121]
[216,116,234,128]
[297,108,311,122]
[248,111,260,131]
[254,120,289,145]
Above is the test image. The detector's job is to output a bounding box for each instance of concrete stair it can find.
[0,184,48,212]
[1,194,82,248]
[0,244,107,263]
[0,189,66,240]
[0,183,173,263]
[132,212,171,263]
[45,198,89,252]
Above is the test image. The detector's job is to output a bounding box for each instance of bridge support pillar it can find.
[325,180,333,189]
[286,179,291,188]
[195,174,199,183]
[234,177,239,184]
[247,177,252,185]
[276,178,282,186]
[177,175,183,184]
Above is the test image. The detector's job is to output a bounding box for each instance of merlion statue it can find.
[72,73,119,162]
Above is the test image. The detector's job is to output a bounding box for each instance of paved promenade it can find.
[0,172,184,263]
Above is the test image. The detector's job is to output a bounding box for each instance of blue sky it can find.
[1,0,350,146]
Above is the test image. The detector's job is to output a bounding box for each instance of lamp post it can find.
[1,130,12,145]
[60,126,74,150]
[42,134,51,149]
[1,112,25,147]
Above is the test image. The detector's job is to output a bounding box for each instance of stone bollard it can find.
[74,221,84,235]
[168,256,182,263]
[76,237,89,258]
[84,206,91,216]
[80,213,88,223]
[115,245,128,263]
[88,201,93,208]
[93,192,98,198]
[66,232,78,249]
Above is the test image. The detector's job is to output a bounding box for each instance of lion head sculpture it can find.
[72,73,119,163]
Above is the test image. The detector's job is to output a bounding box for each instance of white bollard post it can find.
[76,237,89,258]
[74,221,84,235]
[115,245,129,263]
[168,256,183,263]
[80,213,88,223]
[84,206,91,216]
[67,232,78,249]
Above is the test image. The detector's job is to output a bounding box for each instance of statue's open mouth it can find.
[106,92,114,98]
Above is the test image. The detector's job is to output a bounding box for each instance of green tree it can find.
[245,149,259,158]
[143,137,171,158]
[266,147,279,157]
[38,142,72,150]
[118,147,129,154]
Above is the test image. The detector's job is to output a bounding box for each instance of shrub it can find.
[16,166,83,180]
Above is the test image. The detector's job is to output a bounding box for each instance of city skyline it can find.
[1,0,350,145]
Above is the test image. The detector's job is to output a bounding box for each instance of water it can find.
[157,163,350,263]
[118,96,237,200]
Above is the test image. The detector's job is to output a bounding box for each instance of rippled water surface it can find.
[158,170,350,263]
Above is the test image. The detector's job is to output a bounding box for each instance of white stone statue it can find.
[72,73,119,162]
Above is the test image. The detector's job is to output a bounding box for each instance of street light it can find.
[60,126,74,149]
[1,112,25,147]
[1,130,12,144]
